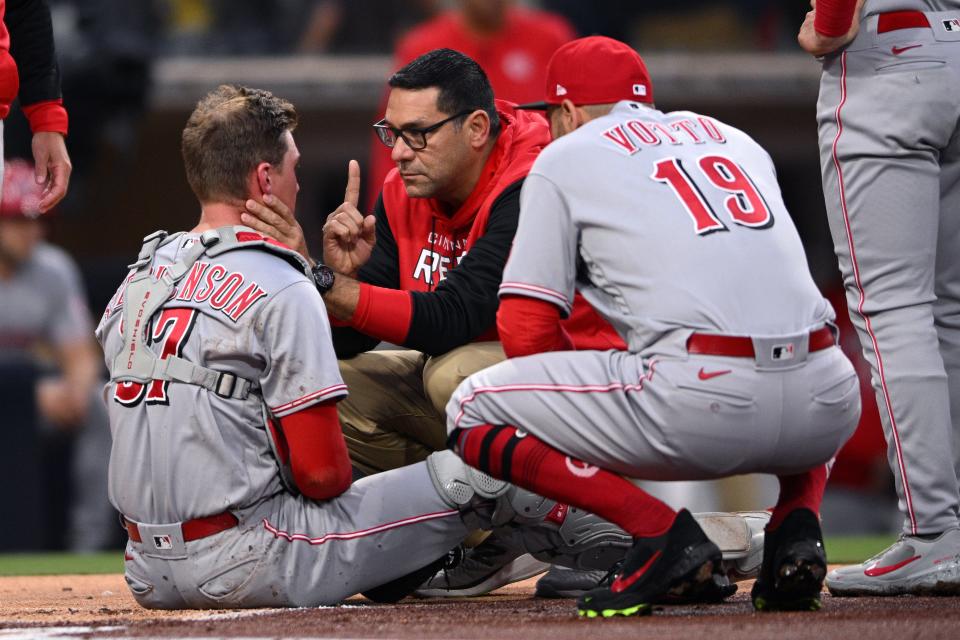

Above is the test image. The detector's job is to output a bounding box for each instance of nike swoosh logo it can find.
[892,44,923,55]
[864,555,920,577]
[698,368,732,381]
[611,550,661,593]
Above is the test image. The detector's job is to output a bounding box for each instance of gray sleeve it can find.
[498,172,578,317]
[256,281,348,418]
[45,251,95,346]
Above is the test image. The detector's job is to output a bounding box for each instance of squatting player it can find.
[96,84,633,609]
[446,36,863,617]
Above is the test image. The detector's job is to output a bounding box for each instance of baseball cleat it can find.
[751,508,826,612]
[825,528,960,597]
[576,509,723,618]
[415,529,549,597]
[362,552,449,603]
[535,565,607,598]
[540,560,736,603]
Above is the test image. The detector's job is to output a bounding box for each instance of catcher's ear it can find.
[255,162,273,196]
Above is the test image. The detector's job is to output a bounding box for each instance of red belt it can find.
[124,512,238,543]
[687,326,835,358]
[878,11,930,34]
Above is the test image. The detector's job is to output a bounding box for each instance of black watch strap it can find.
[311,263,336,295]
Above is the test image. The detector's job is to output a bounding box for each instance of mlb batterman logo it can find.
[771,343,796,361]
[944,18,960,31]
[153,534,173,550]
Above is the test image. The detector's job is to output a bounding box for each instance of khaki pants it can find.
[338,342,506,475]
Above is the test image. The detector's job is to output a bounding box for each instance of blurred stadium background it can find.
[0,0,899,553]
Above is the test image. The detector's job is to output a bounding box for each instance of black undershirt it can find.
[332,179,523,358]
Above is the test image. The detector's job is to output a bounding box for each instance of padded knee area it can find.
[427,450,509,509]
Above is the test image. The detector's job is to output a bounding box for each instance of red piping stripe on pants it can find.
[831,50,917,534]
[262,509,459,546]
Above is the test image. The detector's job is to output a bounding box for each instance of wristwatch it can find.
[311,262,336,295]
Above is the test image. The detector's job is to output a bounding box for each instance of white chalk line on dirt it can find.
[0,626,124,639]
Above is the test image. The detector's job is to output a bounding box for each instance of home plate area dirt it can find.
[1,572,959,639]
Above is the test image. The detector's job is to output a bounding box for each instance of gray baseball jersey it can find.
[0,242,92,362]
[96,228,471,608]
[816,3,960,536]
[448,103,861,483]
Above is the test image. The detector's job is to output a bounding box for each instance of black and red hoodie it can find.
[0,0,68,133]
[333,100,626,358]
[333,100,548,357]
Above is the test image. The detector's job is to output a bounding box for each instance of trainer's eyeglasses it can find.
[373,109,474,150]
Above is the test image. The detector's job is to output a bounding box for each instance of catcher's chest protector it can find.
[111,227,312,400]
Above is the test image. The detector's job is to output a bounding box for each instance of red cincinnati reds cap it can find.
[517,36,654,110]
[0,158,45,219]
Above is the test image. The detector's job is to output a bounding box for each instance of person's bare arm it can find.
[320,274,361,322]
[37,338,99,429]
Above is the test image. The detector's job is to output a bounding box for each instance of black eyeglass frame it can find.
[373,109,475,150]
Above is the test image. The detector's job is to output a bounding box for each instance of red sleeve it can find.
[22,98,68,134]
[814,0,858,37]
[563,293,627,351]
[497,294,573,358]
[279,400,352,500]
[348,282,413,345]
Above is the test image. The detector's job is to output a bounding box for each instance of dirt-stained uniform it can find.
[97,226,629,609]
[96,228,474,608]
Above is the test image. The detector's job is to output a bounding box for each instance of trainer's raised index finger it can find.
[344,159,361,208]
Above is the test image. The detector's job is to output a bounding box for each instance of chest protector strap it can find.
[111,226,309,400]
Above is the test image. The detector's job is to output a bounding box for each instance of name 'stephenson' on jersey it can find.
[103,258,269,326]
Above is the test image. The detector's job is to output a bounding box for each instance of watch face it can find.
[313,264,335,293]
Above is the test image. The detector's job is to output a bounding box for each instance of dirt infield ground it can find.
[2,570,959,639]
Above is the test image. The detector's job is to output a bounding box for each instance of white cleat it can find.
[826,528,960,596]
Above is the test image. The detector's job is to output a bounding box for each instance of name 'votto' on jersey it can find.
[500,102,834,358]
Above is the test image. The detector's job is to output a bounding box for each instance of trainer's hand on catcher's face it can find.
[242,194,311,263]
[798,0,864,57]
[322,160,376,277]
[32,132,72,213]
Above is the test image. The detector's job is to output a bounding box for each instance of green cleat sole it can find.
[577,603,652,618]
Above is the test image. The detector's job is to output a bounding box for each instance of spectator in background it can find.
[1,0,72,209]
[298,0,439,54]
[0,159,113,551]
[365,0,575,209]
